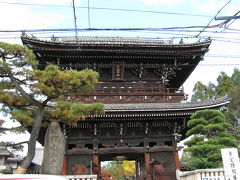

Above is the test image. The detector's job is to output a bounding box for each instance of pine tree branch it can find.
[6,141,29,147]
[3,57,42,107]
[0,127,10,133]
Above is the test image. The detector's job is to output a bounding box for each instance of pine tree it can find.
[0,42,104,173]
[191,68,240,144]
[184,109,238,169]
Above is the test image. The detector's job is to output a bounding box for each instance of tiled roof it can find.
[104,96,230,112]
[62,37,211,48]
[21,35,211,48]
[84,96,230,119]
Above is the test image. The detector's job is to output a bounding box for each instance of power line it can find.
[0,27,240,34]
[222,11,240,31]
[2,1,239,43]
[1,1,239,39]
[0,1,212,18]
[1,35,240,44]
[195,0,231,37]
[83,6,212,18]
[1,25,240,44]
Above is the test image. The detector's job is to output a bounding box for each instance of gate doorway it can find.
[100,153,145,180]
[101,160,136,180]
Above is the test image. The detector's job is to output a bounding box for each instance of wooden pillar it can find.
[61,155,68,175]
[145,152,152,180]
[92,154,100,176]
[174,151,180,169]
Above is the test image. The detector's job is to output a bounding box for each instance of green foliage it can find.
[184,109,238,170]
[33,65,99,97]
[102,161,136,180]
[0,42,104,129]
[191,68,240,143]
[191,82,216,101]
[181,151,219,170]
[188,157,220,169]
[0,41,105,169]
[224,88,240,142]
[216,72,236,97]
[46,101,104,126]
[191,68,240,101]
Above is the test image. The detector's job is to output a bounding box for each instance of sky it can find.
[0,0,240,155]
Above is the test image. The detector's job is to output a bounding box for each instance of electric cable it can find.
[0,1,212,18]
[195,0,231,37]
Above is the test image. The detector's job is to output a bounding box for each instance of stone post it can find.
[40,122,66,175]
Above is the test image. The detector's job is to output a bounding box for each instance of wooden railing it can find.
[64,175,97,180]
[91,82,184,96]
[67,82,186,103]
[178,169,225,180]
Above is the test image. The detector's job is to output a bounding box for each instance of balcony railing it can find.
[81,82,184,95]
[67,82,187,103]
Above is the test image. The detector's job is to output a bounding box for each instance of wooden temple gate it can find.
[21,35,228,179]
[64,116,185,179]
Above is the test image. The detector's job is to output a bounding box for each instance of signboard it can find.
[221,148,240,180]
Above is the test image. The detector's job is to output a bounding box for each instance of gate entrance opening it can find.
[101,160,137,180]
[100,153,143,180]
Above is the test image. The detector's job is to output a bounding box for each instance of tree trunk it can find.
[14,106,45,174]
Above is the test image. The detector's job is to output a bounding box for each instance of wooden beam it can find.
[145,152,152,180]
[61,155,68,175]
[174,151,180,169]
[92,154,100,176]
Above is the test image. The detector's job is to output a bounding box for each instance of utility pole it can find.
[72,0,78,40]
[215,15,240,20]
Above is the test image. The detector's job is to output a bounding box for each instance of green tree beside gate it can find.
[191,68,240,143]
[184,109,238,170]
[0,42,104,173]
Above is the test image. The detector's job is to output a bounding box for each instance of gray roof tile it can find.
[104,96,230,112]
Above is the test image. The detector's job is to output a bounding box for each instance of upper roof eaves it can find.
[21,35,211,48]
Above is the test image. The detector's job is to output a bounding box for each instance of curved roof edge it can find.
[104,95,230,112]
[21,35,211,48]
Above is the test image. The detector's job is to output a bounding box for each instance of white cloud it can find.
[139,0,185,6]
[192,0,240,14]
[0,1,82,30]
[17,0,78,6]
[0,2,70,44]
[192,0,222,13]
